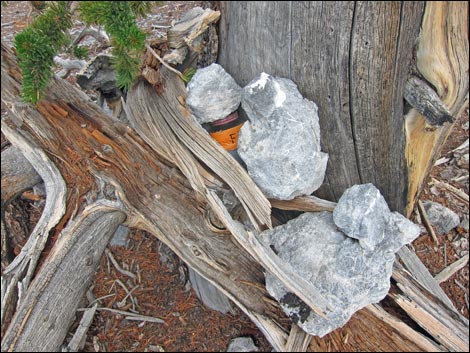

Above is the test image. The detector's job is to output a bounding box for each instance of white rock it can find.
[238,73,328,200]
[186,63,242,124]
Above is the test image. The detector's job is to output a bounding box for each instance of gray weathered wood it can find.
[434,254,469,284]
[397,246,457,311]
[1,145,41,204]
[404,76,455,126]
[1,122,67,330]
[290,2,359,202]
[1,43,289,352]
[219,1,424,213]
[66,304,98,352]
[1,203,126,352]
[219,2,291,85]
[285,324,312,352]
[392,261,469,352]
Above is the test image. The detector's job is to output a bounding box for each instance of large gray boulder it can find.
[260,185,420,337]
[186,63,242,124]
[238,73,328,200]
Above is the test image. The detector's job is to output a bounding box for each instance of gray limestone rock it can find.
[189,268,233,314]
[186,63,242,124]
[260,185,420,337]
[459,215,469,231]
[109,225,130,247]
[422,201,460,234]
[333,183,390,251]
[238,73,328,200]
[227,337,259,352]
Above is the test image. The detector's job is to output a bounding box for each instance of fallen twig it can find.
[77,307,165,324]
[113,278,137,312]
[434,157,451,166]
[88,293,116,307]
[443,243,447,267]
[449,138,469,153]
[431,178,469,203]
[118,284,139,309]
[105,249,137,281]
[434,254,469,283]
[67,304,98,352]
[417,200,439,245]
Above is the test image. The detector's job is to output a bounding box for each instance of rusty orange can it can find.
[209,111,245,151]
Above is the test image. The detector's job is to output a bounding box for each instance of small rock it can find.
[227,337,258,352]
[452,237,469,257]
[422,201,460,234]
[187,63,242,124]
[157,240,179,271]
[457,153,469,168]
[109,225,130,247]
[439,166,455,181]
[333,183,390,251]
[189,268,233,314]
[459,215,469,231]
[238,73,328,200]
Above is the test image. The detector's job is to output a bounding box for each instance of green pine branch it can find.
[79,1,150,91]
[15,1,156,104]
[14,1,72,103]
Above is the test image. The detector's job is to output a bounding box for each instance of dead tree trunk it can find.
[218,1,469,216]
[0,43,291,352]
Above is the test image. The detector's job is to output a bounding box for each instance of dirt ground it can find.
[1,1,468,352]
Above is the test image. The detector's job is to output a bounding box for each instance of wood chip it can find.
[434,254,469,283]
[432,178,469,203]
[67,304,98,352]
[105,249,137,281]
[417,200,439,244]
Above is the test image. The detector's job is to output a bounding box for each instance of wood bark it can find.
[1,145,42,269]
[218,1,468,216]
[1,145,42,204]
[405,1,469,215]
[0,43,290,352]
[1,203,125,351]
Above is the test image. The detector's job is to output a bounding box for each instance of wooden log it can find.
[218,2,468,217]
[1,203,126,352]
[269,195,336,213]
[1,123,67,332]
[392,262,469,352]
[397,246,457,311]
[285,324,312,352]
[167,7,220,50]
[434,254,469,284]
[309,304,440,352]
[1,145,41,205]
[1,43,290,352]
